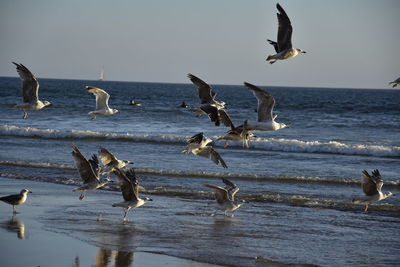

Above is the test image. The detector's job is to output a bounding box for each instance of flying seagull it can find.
[216,115,255,148]
[242,82,289,134]
[71,144,110,200]
[187,73,231,127]
[112,168,152,221]
[266,3,306,64]
[12,62,51,119]
[389,77,400,88]
[352,169,395,212]
[86,86,119,120]
[0,189,32,214]
[98,147,133,175]
[182,132,228,168]
[204,178,243,217]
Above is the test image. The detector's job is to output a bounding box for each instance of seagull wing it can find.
[221,178,239,201]
[98,147,118,165]
[361,170,380,196]
[113,168,138,201]
[12,62,39,103]
[89,154,101,178]
[71,144,99,183]
[187,73,215,104]
[267,39,280,53]
[0,194,22,204]
[200,104,220,126]
[218,109,234,128]
[86,86,110,110]
[371,169,384,193]
[204,184,229,204]
[195,146,228,168]
[244,82,275,122]
[276,3,293,51]
[188,132,205,144]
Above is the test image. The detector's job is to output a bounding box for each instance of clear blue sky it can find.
[1,0,399,89]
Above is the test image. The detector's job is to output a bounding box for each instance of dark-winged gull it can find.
[182,132,228,168]
[389,77,400,88]
[204,178,243,217]
[0,189,32,214]
[98,147,133,175]
[266,3,306,64]
[187,73,231,127]
[12,62,51,119]
[352,169,395,212]
[86,86,119,120]
[71,144,110,200]
[242,82,289,133]
[216,113,255,148]
[112,168,153,221]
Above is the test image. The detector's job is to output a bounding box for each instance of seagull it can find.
[0,189,32,214]
[182,132,228,168]
[204,178,243,217]
[112,168,153,221]
[242,82,289,134]
[71,144,110,200]
[352,169,395,212]
[86,86,119,120]
[12,62,51,119]
[266,3,306,64]
[389,77,400,88]
[216,115,255,148]
[187,73,230,126]
[98,147,133,175]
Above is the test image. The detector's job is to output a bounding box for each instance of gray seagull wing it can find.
[187,73,215,104]
[71,144,99,183]
[204,184,229,204]
[244,82,275,122]
[113,168,139,202]
[276,3,293,51]
[12,62,39,103]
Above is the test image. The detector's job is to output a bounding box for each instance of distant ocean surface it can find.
[1,77,399,266]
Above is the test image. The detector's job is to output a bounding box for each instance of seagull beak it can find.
[28,190,32,193]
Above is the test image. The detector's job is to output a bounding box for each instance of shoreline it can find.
[0,177,222,267]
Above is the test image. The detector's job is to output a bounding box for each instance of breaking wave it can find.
[1,125,399,157]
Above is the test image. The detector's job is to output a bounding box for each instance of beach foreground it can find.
[0,178,221,267]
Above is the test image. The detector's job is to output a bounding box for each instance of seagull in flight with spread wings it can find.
[352,169,395,212]
[242,82,289,135]
[266,3,306,64]
[204,178,243,217]
[98,147,133,175]
[12,62,51,119]
[187,73,231,127]
[86,86,119,120]
[112,168,153,221]
[182,132,228,168]
[71,144,110,200]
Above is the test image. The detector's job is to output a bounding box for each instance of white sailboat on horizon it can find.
[99,67,105,81]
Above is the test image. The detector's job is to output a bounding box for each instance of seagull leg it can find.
[364,203,369,212]
[90,115,96,120]
[224,141,229,148]
[79,193,85,200]
[13,205,17,214]
[269,60,277,64]
[22,111,28,119]
[123,209,129,221]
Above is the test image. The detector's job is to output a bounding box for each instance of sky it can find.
[0,0,399,89]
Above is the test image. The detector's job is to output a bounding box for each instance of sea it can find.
[1,77,399,266]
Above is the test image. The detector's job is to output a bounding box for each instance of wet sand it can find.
[0,177,221,267]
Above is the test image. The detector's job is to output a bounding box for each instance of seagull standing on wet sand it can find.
[266,3,306,64]
[204,178,243,217]
[12,62,51,119]
[0,189,32,214]
[86,86,119,120]
[112,168,153,221]
[182,132,228,168]
[98,147,133,175]
[352,169,395,212]
[71,144,111,200]
[242,82,289,136]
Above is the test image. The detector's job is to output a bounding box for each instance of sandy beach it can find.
[0,177,221,267]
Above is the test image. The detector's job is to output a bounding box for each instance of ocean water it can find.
[1,77,399,266]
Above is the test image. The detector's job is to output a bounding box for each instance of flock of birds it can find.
[1,3,397,219]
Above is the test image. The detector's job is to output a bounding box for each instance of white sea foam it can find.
[1,125,399,157]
